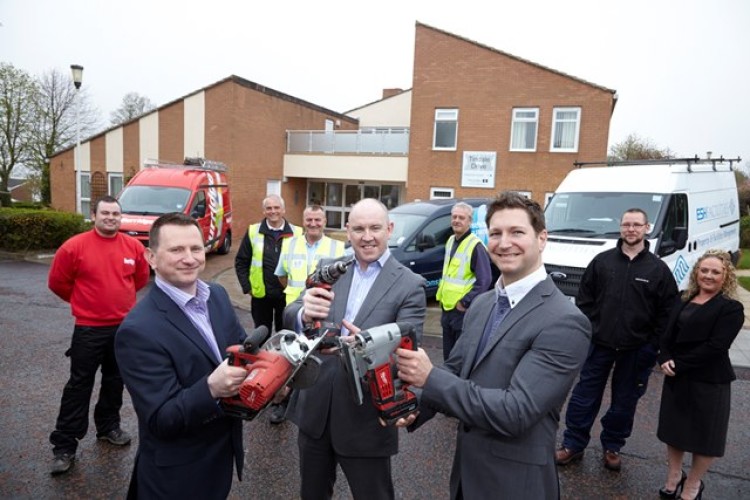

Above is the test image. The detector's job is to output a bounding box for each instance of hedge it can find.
[0,208,89,251]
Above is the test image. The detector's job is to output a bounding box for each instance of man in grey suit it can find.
[396,192,591,499]
[283,198,426,500]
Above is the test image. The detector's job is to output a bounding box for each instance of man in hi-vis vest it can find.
[276,205,346,305]
[436,202,492,361]
[234,194,302,335]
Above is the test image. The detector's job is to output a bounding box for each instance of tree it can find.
[0,63,39,207]
[609,133,672,161]
[110,92,155,125]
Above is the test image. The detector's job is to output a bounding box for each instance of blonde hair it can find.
[682,249,738,301]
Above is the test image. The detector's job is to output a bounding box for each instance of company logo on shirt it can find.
[123,258,135,266]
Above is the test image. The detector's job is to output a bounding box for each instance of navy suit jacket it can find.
[115,283,246,499]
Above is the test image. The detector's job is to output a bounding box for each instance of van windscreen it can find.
[388,213,427,247]
[545,192,664,238]
[118,186,192,215]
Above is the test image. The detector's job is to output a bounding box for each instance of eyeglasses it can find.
[620,223,646,229]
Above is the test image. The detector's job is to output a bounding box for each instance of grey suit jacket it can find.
[415,276,591,499]
[283,255,426,457]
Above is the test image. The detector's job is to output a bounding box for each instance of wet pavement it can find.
[1,252,749,499]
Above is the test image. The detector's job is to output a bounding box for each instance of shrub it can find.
[741,215,750,249]
[0,208,89,251]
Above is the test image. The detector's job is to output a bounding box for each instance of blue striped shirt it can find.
[154,276,222,363]
[341,249,391,335]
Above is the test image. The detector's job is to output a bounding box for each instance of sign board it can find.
[461,151,496,188]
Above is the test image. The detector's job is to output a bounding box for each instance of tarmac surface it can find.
[1,249,749,498]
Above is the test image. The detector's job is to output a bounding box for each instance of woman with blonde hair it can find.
[657,249,744,500]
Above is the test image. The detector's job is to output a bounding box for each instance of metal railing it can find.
[287,128,409,155]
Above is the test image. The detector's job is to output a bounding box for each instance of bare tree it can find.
[609,133,672,161]
[0,63,39,207]
[110,92,155,125]
[27,68,101,204]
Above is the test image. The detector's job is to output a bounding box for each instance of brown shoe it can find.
[555,447,584,465]
[603,450,621,471]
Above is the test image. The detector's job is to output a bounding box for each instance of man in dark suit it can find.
[396,192,591,499]
[283,198,426,500]
[115,213,249,499]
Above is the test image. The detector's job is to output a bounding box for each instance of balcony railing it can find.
[287,128,409,155]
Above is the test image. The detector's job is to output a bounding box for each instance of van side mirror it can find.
[658,227,688,257]
[191,202,206,219]
[416,233,436,250]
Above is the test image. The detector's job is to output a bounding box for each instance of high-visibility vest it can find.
[280,235,346,304]
[247,222,302,298]
[436,233,481,310]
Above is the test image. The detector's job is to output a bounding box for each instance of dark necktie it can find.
[473,294,511,366]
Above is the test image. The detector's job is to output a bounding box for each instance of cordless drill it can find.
[221,326,323,420]
[339,322,419,425]
[303,256,355,348]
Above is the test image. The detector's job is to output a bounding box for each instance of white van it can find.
[543,157,741,297]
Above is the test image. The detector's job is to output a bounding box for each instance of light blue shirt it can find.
[154,276,223,363]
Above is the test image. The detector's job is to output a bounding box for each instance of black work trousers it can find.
[50,325,124,455]
[251,295,285,333]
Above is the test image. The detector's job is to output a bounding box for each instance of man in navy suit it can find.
[115,213,249,499]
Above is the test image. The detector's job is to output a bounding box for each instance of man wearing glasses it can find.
[556,208,678,472]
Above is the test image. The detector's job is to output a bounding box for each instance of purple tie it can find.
[473,294,511,366]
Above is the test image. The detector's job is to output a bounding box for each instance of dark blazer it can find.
[658,293,744,383]
[115,283,246,499]
[283,255,426,457]
[412,277,591,499]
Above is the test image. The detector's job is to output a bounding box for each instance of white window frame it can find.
[550,107,581,153]
[433,108,458,151]
[509,108,538,152]
[430,187,455,199]
[108,173,123,196]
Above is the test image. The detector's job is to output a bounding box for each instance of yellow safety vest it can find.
[279,235,346,304]
[436,233,481,311]
[248,222,302,298]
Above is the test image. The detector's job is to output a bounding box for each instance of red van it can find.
[117,157,233,254]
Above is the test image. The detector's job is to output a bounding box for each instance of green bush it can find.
[742,216,750,249]
[0,208,89,251]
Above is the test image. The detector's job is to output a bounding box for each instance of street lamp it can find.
[70,64,84,214]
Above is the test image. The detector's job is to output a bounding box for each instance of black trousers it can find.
[251,295,285,333]
[50,325,124,455]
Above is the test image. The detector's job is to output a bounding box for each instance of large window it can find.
[510,108,538,151]
[433,109,458,150]
[308,182,401,229]
[550,107,581,152]
[81,172,91,216]
[109,173,123,196]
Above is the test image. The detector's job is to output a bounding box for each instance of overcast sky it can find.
[3,0,748,167]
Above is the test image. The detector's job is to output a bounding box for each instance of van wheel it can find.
[217,232,231,255]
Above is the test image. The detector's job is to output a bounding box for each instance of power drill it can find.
[339,322,419,425]
[303,256,355,348]
[221,326,324,420]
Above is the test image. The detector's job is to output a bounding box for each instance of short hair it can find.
[683,249,738,301]
[263,194,285,209]
[485,191,545,234]
[92,195,121,215]
[304,204,325,215]
[621,208,649,224]
[149,212,202,250]
[452,202,473,216]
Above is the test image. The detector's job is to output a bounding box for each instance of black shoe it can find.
[269,403,287,425]
[97,428,132,446]
[659,470,687,498]
[51,453,75,475]
[678,480,704,500]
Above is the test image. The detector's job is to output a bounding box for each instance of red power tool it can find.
[221,326,323,420]
[303,256,355,348]
[339,322,419,425]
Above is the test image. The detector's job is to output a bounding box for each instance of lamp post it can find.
[70,64,84,214]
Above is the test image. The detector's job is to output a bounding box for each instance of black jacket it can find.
[658,293,744,383]
[233,219,297,298]
[576,239,678,349]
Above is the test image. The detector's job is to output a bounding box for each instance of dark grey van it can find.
[387,198,493,297]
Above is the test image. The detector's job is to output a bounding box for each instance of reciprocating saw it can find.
[221,326,324,420]
[339,322,419,425]
[303,256,356,348]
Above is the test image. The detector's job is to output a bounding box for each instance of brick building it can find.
[49,21,616,232]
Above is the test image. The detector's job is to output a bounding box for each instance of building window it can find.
[433,109,458,150]
[545,192,555,207]
[307,182,401,229]
[550,107,581,152]
[510,108,538,151]
[430,187,454,199]
[81,172,91,217]
[109,173,123,196]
